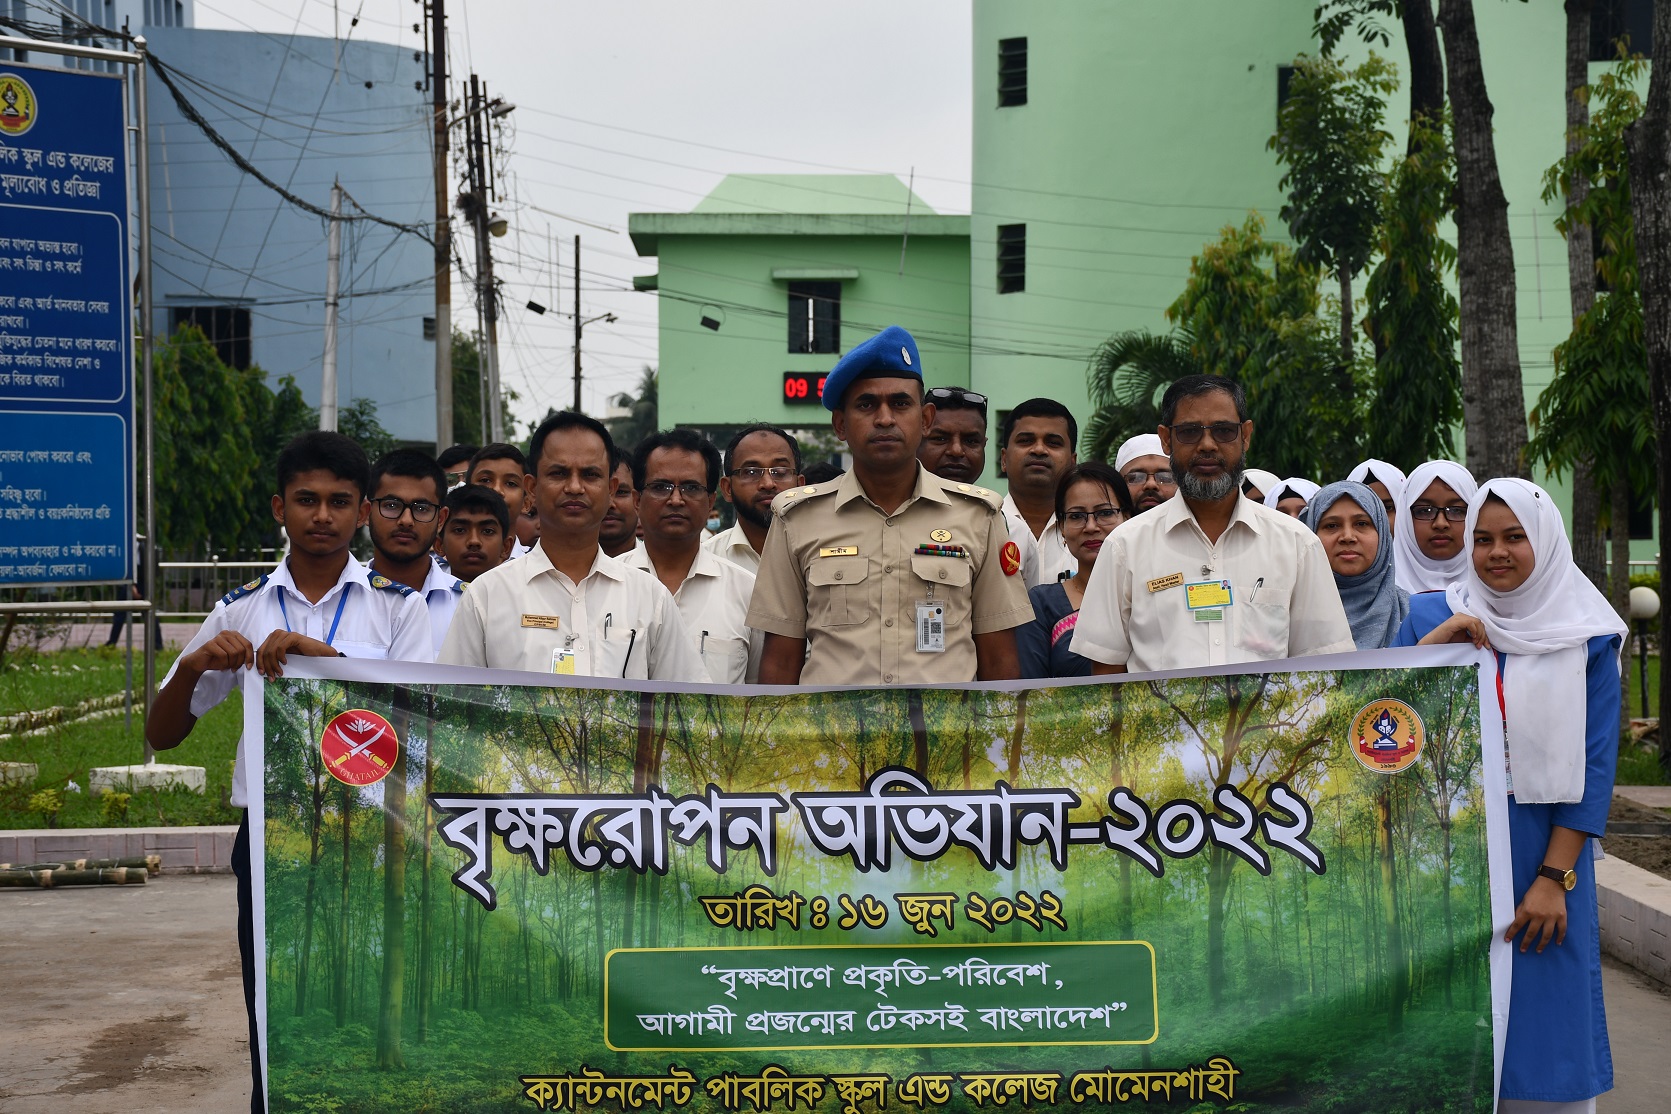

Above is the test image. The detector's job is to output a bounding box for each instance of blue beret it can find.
[821,325,922,411]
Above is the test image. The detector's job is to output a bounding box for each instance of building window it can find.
[787,281,840,354]
[1591,0,1653,59]
[1277,64,1296,122]
[998,37,1027,107]
[171,306,252,370]
[997,224,1026,294]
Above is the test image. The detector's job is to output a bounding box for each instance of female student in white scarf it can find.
[1392,478,1626,1113]
[1392,460,1477,594]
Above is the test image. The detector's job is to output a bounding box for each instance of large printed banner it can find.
[251,647,1509,1113]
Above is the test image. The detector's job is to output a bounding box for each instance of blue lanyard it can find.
[277,585,350,647]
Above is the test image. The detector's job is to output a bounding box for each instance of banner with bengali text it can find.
[250,645,1510,1113]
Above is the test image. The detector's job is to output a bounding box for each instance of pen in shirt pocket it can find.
[1249,577,1264,604]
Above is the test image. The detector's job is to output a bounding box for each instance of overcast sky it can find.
[193,0,973,427]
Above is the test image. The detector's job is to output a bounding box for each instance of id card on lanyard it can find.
[277,587,350,647]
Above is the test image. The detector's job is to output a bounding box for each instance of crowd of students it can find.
[144,324,1625,1113]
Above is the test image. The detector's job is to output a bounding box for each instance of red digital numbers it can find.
[783,373,827,405]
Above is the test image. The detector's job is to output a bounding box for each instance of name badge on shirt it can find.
[1148,572,1185,593]
[1185,580,1233,611]
[915,601,946,653]
[522,613,561,630]
[820,546,859,557]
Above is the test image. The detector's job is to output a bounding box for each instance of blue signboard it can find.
[0,62,132,586]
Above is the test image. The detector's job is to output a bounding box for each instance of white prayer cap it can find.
[1114,434,1167,472]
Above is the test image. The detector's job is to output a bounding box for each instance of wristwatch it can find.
[1537,864,1577,891]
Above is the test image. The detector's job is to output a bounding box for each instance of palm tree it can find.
[605,366,658,451]
[1081,331,1203,462]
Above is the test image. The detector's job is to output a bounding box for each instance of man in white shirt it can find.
[624,428,762,683]
[1115,433,1179,516]
[704,423,804,574]
[599,448,642,559]
[368,448,461,654]
[146,431,433,1114]
[998,398,1078,588]
[1072,375,1354,674]
[439,411,703,682]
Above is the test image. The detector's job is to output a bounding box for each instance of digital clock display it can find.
[782,371,827,405]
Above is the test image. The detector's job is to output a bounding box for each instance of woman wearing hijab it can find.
[1392,460,1478,594]
[1301,481,1408,649]
[1262,477,1320,518]
[1016,462,1133,678]
[1241,468,1281,503]
[1347,458,1407,534]
[1393,478,1626,1113]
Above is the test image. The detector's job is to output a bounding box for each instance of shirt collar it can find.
[269,553,366,604]
[1002,491,1056,534]
[420,559,460,597]
[521,543,625,586]
[623,541,727,584]
[833,463,950,512]
[1161,490,1267,537]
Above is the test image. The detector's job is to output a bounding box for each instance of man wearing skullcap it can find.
[1116,433,1178,516]
[747,326,1033,685]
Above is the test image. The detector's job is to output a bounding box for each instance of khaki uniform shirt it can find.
[747,465,1033,686]
[1070,492,1354,672]
[701,522,761,575]
[622,542,763,684]
[439,544,703,682]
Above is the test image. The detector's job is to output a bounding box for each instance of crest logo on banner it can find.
[1350,698,1424,774]
[320,708,400,786]
[0,73,36,136]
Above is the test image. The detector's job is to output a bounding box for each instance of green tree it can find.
[605,366,659,451]
[1362,113,1464,468]
[1081,331,1202,462]
[1270,52,1399,363]
[451,329,520,446]
[152,325,260,554]
[1166,214,1366,480]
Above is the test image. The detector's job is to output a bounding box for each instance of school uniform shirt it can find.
[438,543,704,682]
[622,542,762,684]
[1000,494,1075,588]
[1071,491,1354,672]
[414,559,465,655]
[701,522,762,575]
[163,555,434,809]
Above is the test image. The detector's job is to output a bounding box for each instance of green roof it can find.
[691,174,936,216]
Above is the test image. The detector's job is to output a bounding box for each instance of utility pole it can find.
[572,234,581,412]
[463,74,505,442]
[428,0,451,453]
[320,179,342,431]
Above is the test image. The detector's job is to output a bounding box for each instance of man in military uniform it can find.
[748,326,1032,685]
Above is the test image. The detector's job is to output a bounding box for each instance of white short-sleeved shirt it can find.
[414,559,465,654]
[438,543,704,682]
[1001,494,1075,588]
[163,555,435,808]
[622,542,762,684]
[1071,493,1355,672]
[701,522,762,575]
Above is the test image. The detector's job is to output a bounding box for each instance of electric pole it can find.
[463,74,505,442]
[320,179,342,431]
[572,234,581,412]
[427,0,451,453]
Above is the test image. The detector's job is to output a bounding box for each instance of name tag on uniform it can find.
[820,546,859,557]
[521,613,561,630]
[915,601,946,653]
[1148,572,1185,593]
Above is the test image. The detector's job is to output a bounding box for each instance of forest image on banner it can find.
[253,650,1502,1113]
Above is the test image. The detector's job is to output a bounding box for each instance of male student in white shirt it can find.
[368,448,463,653]
[146,431,433,1114]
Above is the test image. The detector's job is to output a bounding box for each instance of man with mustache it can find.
[705,423,804,574]
[1071,375,1352,674]
[749,326,1032,685]
[367,448,461,653]
[599,447,641,559]
[1114,433,1178,516]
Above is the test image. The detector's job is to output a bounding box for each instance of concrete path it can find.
[1616,785,1671,810]
[1,874,1668,1111]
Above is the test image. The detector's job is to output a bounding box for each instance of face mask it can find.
[706,515,722,532]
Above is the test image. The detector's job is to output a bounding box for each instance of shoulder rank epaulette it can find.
[451,579,465,594]
[946,481,1004,512]
[367,571,416,597]
[773,481,837,514]
[219,574,269,608]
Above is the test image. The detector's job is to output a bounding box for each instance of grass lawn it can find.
[1,644,243,829]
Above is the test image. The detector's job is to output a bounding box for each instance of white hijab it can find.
[1262,477,1319,508]
[1241,468,1281,499]
[1347,459,1407,502]
[1393,460,1477,594]
[1445,478,1626,804]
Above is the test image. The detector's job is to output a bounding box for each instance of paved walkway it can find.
[1616,785,1671,810]
[1,874,1668,1111]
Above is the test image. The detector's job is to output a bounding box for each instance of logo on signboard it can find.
[0,73,36,137]
[319,708,400,786]
[1350,698,1424,774]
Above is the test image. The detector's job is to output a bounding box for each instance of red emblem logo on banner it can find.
[999,541,1021,577]
[319,708,400,786]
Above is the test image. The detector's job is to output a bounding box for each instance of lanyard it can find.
[277,586,350,647]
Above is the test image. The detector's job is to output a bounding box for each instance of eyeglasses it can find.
[1166,422,1243,445]
[1409,505,1467,521]
[728,466,797,483]
[375,496,439,522]
[642,480,712,500]
[1062,507,1123,527]
[1123,470,1174,486]
[926,387,988,408]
